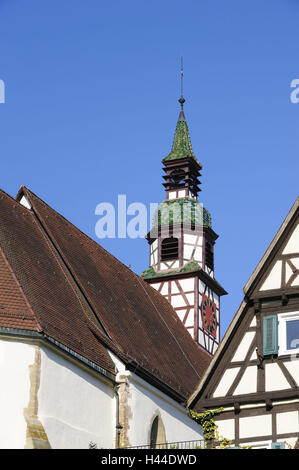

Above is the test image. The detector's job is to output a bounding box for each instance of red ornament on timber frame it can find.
[201,294,217,338]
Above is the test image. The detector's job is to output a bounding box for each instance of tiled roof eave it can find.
[0,326,116,381]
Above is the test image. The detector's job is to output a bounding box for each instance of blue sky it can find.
[0,0,298,337]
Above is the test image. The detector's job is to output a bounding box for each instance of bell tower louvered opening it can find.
[161,237,179,261]
[205,241,214,271]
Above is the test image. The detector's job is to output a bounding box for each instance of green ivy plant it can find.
[189,408,251,449]
[189,408,227,448]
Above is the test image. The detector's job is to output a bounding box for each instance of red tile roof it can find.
[0,244,39,332]
[0,190,115,374]
[0,186,211,399]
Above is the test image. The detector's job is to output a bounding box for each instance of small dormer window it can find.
[161,237,179,261]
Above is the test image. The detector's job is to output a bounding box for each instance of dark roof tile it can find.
[0,189,115,374]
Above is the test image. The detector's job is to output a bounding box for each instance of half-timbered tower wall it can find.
[147,275,221,355]
[141,94,226,355]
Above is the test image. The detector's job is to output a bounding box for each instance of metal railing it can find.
[125,439,206,450]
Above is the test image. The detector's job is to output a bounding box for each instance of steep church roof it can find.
[0,189,116,375]
[0,186,211,400]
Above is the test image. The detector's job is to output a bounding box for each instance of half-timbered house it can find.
[188,197,299,449]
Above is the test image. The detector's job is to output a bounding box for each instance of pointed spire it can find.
[163,58,198,162]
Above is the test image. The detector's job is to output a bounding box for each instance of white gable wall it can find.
[260,261,282,291]
[259,220,299,292]
[282,223,299,254]
[239,414,272,439]
[213,368,240,398]
[265,363,290,392]
[231,332,255,362]
[215,406,299,447]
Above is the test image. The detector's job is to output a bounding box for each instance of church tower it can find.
[141,71,227,356]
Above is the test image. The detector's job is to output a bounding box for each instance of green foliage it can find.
[189,408,224,445]
[189,408,249,449]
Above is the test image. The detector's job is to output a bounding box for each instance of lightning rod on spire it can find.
[180,56,184,99]
[178,57,185,118]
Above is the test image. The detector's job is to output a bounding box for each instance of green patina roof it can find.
[163,105,200,164]
[140,260,201,279]
[163,119,196,162]
[152,197,212,228]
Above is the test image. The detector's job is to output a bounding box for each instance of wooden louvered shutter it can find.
[263,315,278,356]
[161,238,178,261]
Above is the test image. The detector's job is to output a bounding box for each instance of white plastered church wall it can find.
[38,345,115,449]
[109,352,203,447]
[125,372,203,447]
[0,339,35,449]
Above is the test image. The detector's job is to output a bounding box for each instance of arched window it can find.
[150,416,159,449]
[150,415,166,449]
[161,237,179,261]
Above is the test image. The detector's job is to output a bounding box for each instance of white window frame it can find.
[278,311,299,356]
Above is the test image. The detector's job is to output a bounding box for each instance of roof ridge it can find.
[1,187,32,209]
[244,196,299,295]
[20,187,134,358]
[21,188,117,342]
[18,186,135,276]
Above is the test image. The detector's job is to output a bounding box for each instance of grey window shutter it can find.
[263,315,278,356]
[271,442,285,449]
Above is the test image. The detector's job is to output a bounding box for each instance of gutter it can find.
[0,326,115,383]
